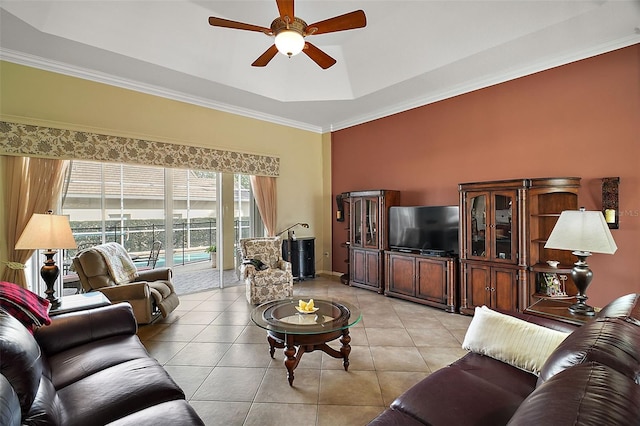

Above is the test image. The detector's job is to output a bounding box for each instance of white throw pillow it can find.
[462,306,570,375]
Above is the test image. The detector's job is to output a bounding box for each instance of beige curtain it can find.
[2,156,69,287]
[250,175,277,237]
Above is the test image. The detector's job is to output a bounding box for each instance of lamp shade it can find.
[15,213,77,250]
[544,209,617,254]
[275,30,305,57]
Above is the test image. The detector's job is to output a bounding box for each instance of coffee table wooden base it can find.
[267,328,352,386]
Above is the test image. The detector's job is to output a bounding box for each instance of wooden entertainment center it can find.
[343,177,579,315]
[458,177,580,315]
[347,190,400,293]
[385,251,458,312]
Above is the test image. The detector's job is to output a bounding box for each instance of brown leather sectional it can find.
[0,302,203,425]
[369,293,640,425]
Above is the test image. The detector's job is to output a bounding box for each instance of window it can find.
[62,160,262,287]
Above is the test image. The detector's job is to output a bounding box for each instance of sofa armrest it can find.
[97,281,150,301]
[34,302,137,356]
[136,267,172,282]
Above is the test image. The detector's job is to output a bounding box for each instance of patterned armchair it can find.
[240,237,293,305]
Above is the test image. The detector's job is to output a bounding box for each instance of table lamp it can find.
[15,211,77,308]
[544,208,617,315]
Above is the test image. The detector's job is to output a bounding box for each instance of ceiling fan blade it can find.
[208,17,271,34]
[252,45,279,67]
[276,0,295,23]
[306,10,366,35]
[303,42,337,69]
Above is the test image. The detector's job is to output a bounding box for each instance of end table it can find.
[49,292,111,316]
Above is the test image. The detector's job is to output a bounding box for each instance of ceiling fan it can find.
[208,0,366,69]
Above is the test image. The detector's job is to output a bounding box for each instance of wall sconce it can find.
[602,177,620,229]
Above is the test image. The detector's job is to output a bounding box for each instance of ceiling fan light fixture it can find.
[275,30,305,57]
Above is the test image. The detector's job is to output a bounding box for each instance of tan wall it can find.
[331,45,640,308]
[0,61,329,277]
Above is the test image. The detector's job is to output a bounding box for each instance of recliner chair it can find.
[72,242,179,324]
[240,237,293,305]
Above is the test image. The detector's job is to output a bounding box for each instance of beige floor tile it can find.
[317,404,387,426]
[178,290,218,301]
[148,323,208,342]
[321,344,375,371]
[319,370,384,406]
[347,326,369,346]
[192,325,246,343]
[140,273,475,425]
[217,343,275,368]
[142,340,188,365]
[254,367,320,403]
[244,402,317,426]
[192,366,266,401]
[418,346,469,371]
[370,346,429,372]
[211,310,252,326]
[188,401,251,426]
[136,322,169,340]
[365,327,415,346]
[173,300,208,312]
[397,314,442,329]
[166,341,232,367]
[192,299,236,312]
[376,371,430,406]
[163,365,213,399]
[235,325,270,344]
[406,327,462,347]
[361,313,405,328]
[172,310,222,325]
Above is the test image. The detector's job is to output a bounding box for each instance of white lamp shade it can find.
[15,213,77,250]
[544,210,617,254]
[275,30,305,57]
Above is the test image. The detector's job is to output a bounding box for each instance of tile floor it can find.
[137,276,472,426]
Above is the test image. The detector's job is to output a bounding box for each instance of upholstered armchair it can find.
[72,242,179,324]
[240,237,293,305]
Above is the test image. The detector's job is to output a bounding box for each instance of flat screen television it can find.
[389,206,460,255]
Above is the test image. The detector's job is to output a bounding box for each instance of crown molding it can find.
[0,48,324,134]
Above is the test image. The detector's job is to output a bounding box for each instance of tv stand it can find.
[384,251,458,313]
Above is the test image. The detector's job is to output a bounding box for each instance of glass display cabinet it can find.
[459,178,580,315]
[349,190,400,293]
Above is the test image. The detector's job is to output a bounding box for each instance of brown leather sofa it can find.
[0,302,203,425]
[369,293,640,425]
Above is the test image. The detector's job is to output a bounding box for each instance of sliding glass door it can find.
[61,160,261,291]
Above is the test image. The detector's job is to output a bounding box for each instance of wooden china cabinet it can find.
[348,190,400,293]
[458,178,580,315]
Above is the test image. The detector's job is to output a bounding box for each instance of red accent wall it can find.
[331,44,640,308]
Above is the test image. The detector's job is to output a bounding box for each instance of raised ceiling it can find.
[1,1,639,133]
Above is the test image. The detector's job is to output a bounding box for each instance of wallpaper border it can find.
[0,121,280,176]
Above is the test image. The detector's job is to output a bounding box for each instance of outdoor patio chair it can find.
[239,237,293,305]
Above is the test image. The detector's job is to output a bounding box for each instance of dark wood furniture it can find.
[459,177,580,315]
[524,297,593,326]
[348,190,400,293]
[251,298,362,386]
[282,237,316,280]
[385,251,458,312]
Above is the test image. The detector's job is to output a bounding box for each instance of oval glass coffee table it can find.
[251,298,362,386]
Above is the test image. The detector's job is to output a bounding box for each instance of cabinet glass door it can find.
[468,194,487,259]
[492,192,515,262]
[364,198,378,248]
[353,199,362,246]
